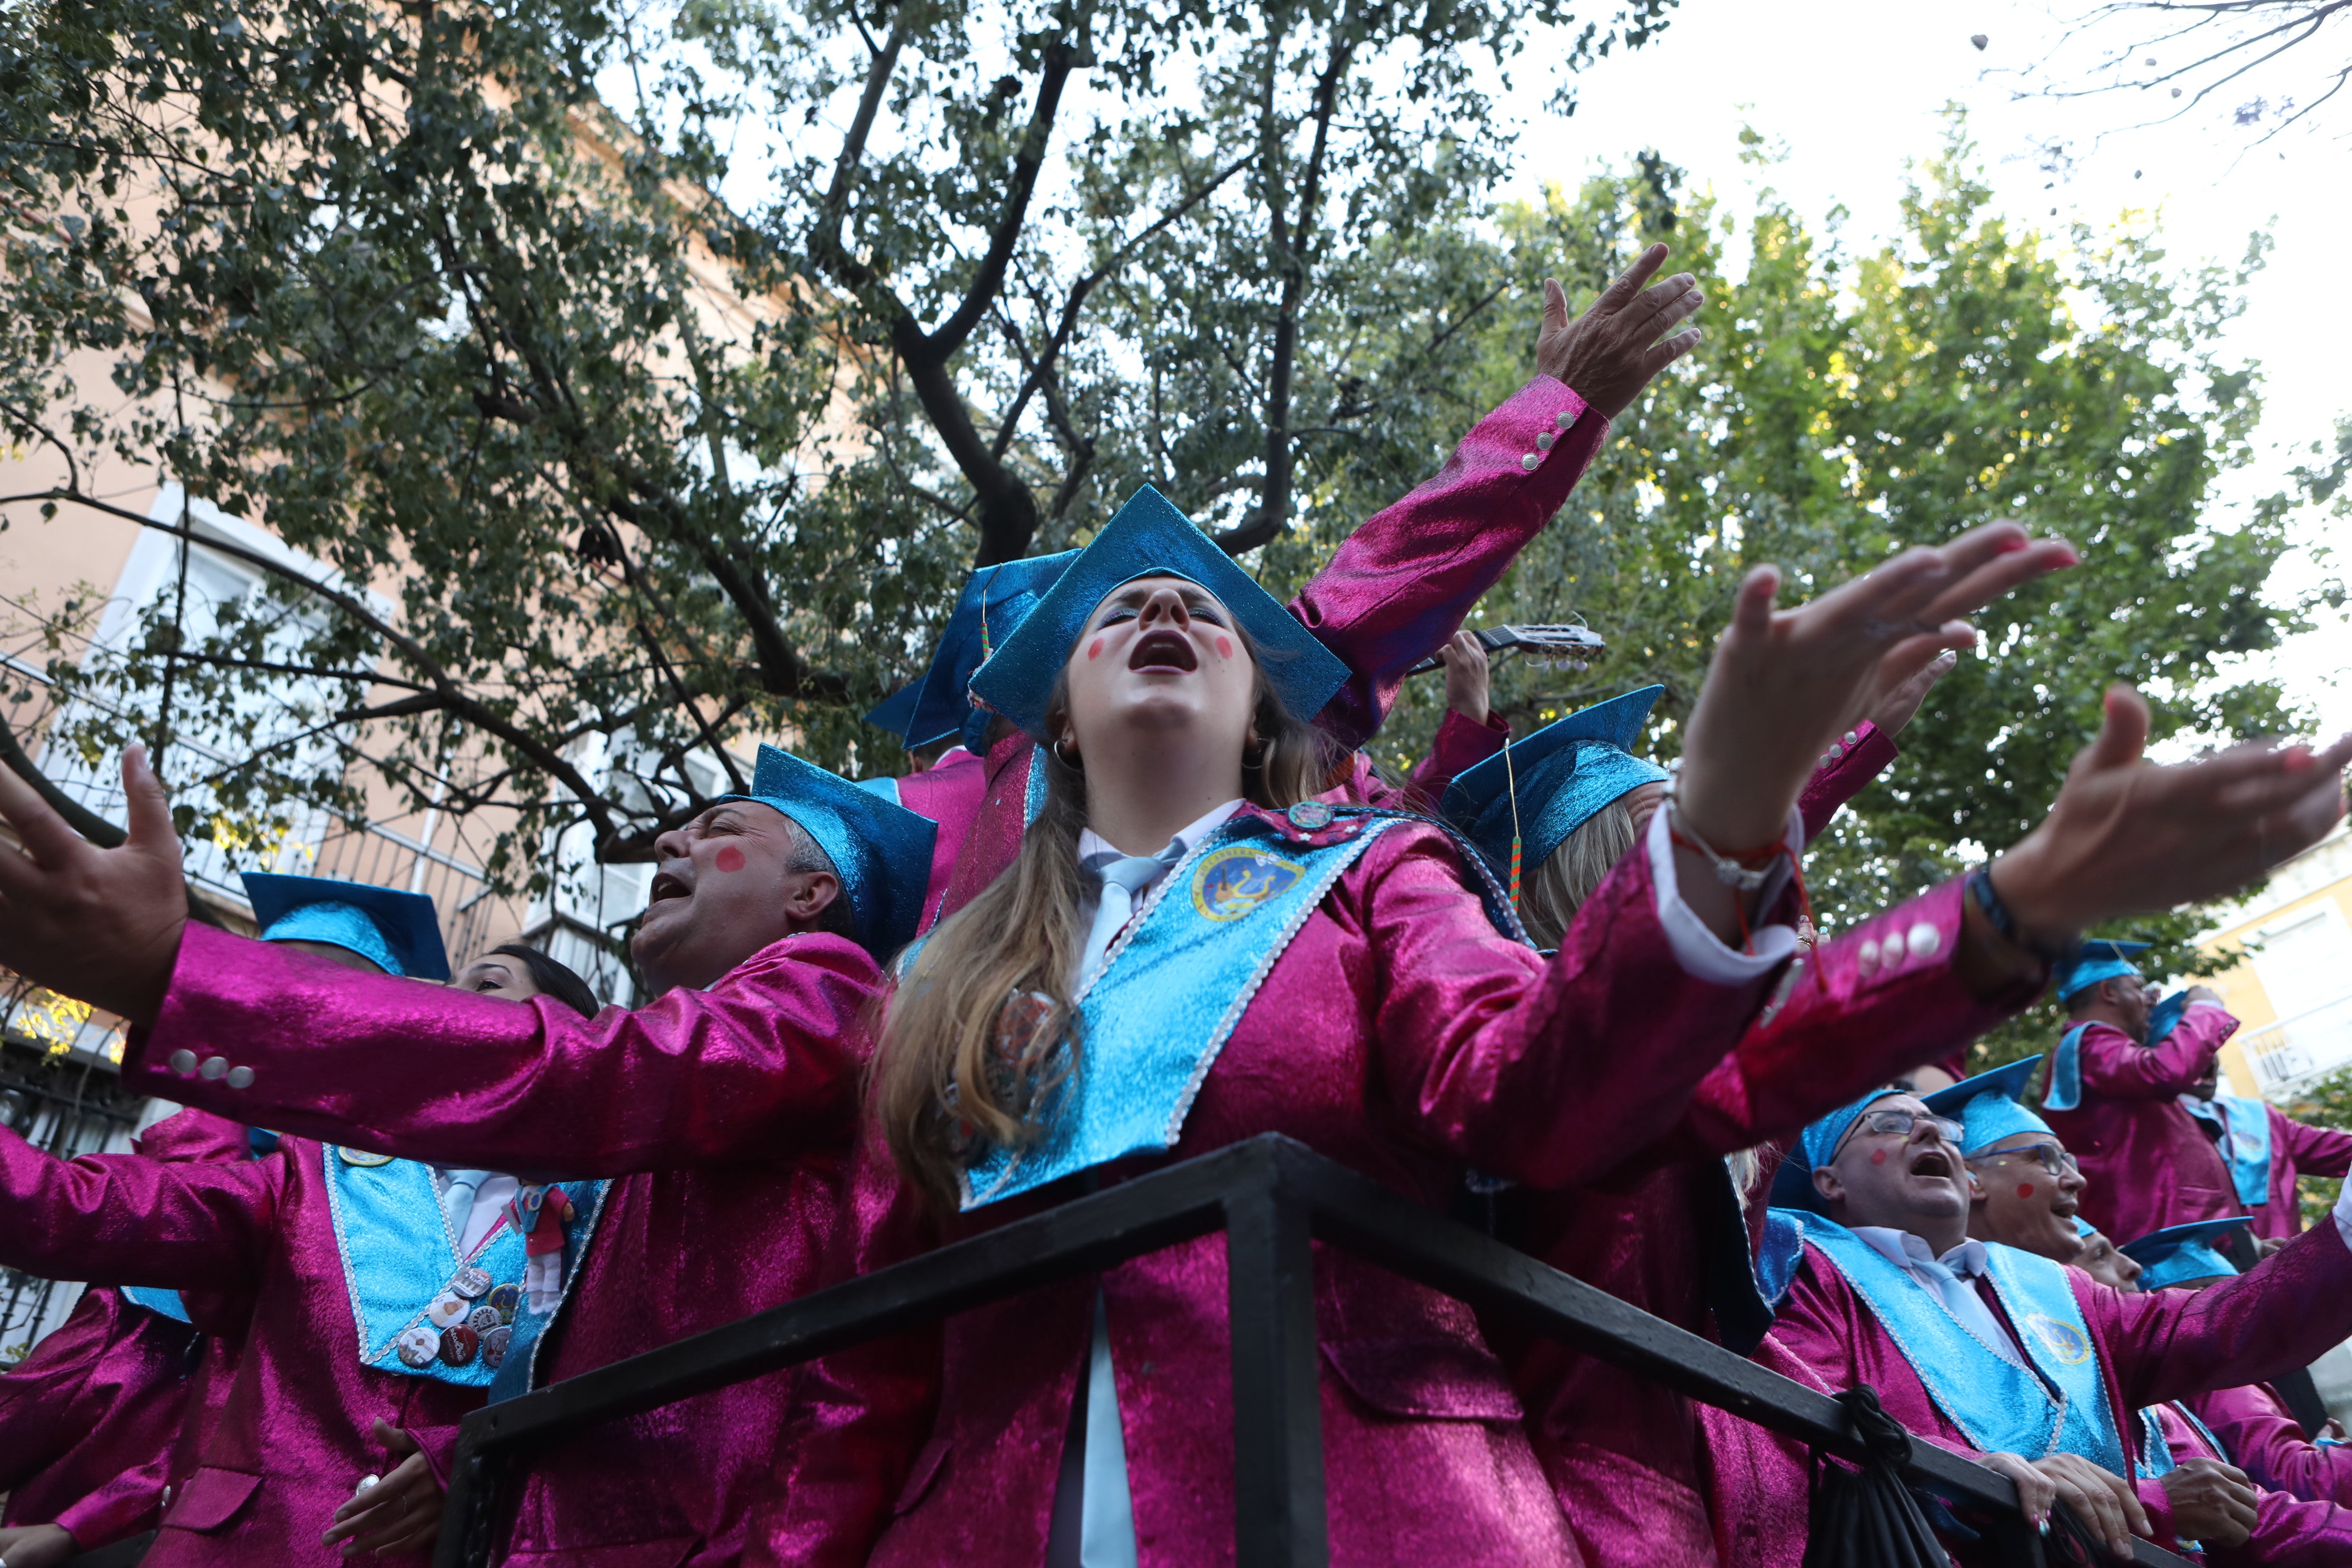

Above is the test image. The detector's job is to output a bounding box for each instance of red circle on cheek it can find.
[2016,1183,2036,1200]
[1869,1149,1887,1165]
[714,846,747,873]
[1087,637,1105,660]
[1216,635,1233,659]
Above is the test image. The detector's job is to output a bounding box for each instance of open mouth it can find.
[648,870,692,905]
[1909,1150,1954,1180]
[1129,629,1199,672]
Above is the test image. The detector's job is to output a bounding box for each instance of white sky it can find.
[1492,0,2350,744]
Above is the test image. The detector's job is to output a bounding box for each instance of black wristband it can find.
[1967,866,2079,965]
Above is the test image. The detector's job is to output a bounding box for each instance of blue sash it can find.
[487,1182,616,1403]
[1796,1214,2127,1474]
[2044,1023,2092,1112]
[322,1148,606,1389]
[2181,1094,2272,1207]
[1023,743,1048,825]
[961,813,1398,1209]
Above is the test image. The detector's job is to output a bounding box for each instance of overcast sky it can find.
[1492,0,2350,744]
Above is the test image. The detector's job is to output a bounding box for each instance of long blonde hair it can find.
[872,628,1339,1209]
[1516,793,1642,948]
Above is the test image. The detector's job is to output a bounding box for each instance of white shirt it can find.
[1849,1226,2030,1368]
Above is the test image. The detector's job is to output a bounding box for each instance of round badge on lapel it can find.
[487,1283,521,1324]
[1286,800,1334,831]
[439,1325,480,1367]
[426,1292,469,1330]
[467,1306,502,1335]
[394,1326,440,1368]
[481,1324,513,1370]
[338,1147,395,1168]
[451,1267,493,1299]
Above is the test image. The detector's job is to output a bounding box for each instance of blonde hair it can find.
[1516,793,1643,948]
[871,629,1339,1210]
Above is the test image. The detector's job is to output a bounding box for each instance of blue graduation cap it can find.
[2054,939,2150,1000]
[2147,991,2190,1046]
[241,873,451,981]
[2120,1216,2252,1290]
[2073,1216,2098,1238]
[718,744,939,960]
[867,553,1079,751]
[1923,1055,2052,1157]
[965,486,1350,742]
[1438,687,1671,875]
[1770,1086,1914,1213]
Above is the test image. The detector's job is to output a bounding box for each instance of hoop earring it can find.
[1242,740,1268,770]
[1052,739,1082,771]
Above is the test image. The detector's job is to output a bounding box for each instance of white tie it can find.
[1914,1255,2027,1368]
[440,1169,487,1243]
[1077,839,1187,989]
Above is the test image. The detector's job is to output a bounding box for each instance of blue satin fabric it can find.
[119,1285,193,1323]
[961,815,1398,1209]
[1794,1213,2128,1476]
[2043,1023,2093,1113]
[321,1147,605,1390]
[2182,1093,2274,1208]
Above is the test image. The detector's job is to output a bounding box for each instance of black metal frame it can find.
[435,1135,2190,1568]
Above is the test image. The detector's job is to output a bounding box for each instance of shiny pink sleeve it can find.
[50,1449,170,1545]
[1797,721,1893,843]
[2088,1224,2352,1410]
[124,922,879,1177]
[2192,1383,2352,1506]
[1292,376,1605,748]
[2277,1110,2352,1182]
[2076,1007,2236,1100]
[0,1131,276,1294]
[1405,709,1508,805]
[132,1106,254,1165]
[1364,825,1775,1188]
[1642,878,2045,1162]
[757,1125,942,1568]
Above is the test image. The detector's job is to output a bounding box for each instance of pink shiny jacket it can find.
[0,1124,481,1567]
[1772,1223,2352,1486]
[2190,1379,2352,1507]
[2041,1007,2245,1243]
[126,921,883,1568]
[2141,1399,2352,1564]
[2252,1105,2352,1242]
[919,376,1607,925]
[0,1109,249,1549]
[763,808,1792,1568]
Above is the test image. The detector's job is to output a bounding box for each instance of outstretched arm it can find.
[1297,248,1704,747]
[0,1129,273,1295]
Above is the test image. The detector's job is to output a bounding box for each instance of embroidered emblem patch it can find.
[2024,1312,2091,1366]
[1191,846,1306,921]
[1286,800,1334,831]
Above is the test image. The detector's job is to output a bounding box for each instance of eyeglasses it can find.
[1853,1109,1965,1146]
[1969,1141,2079,1178]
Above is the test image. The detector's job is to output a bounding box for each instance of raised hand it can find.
[1439,629,1491,726]
[0,745,187,1026]
[1535,243,1704,420]
[1847,645,1961,742]
[1991,686,2352,947]
[1675,521,2079,856]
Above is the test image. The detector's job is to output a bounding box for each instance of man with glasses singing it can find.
[1765,1079,2352,1560]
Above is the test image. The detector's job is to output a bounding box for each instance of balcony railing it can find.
[431,1134,2193,1568]
[2240,993,2352,1095]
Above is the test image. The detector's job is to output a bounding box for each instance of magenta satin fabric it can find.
[2250,1105,2352,1242]
[1772,1223,2352,1486]
[2140,1399,2352,1563]
[0,1125,485,1566]
[2191,1380,2352,1507]
[763,811,1799,1568]
[2041,1008,2248,1242]
[125,923,883,1566]
[0,1108,248,1548]
[891,744,991,935]
[1507,870,2045,1568]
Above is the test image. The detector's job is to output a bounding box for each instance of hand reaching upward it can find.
[1535,242,1704,420]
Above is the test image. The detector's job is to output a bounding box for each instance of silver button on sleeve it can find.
[168,1048,198,1076]
[199,1055,229,1080]
[226,1065,255,1090]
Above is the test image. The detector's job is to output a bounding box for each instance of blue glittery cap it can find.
[867,553,1080,750]
[965,486,1351,742]
[1797,1086,1912,1181]
[718,744,938,960]
[2054,938,2150,999]
[241,873,451,981]
[1923,1055,2052,1157]
[2121,1216,2250,1289]
[1439,687,1670,873]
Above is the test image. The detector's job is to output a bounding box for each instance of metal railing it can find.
[434,1134,2191,1568]
[2240,995,2352,1094]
